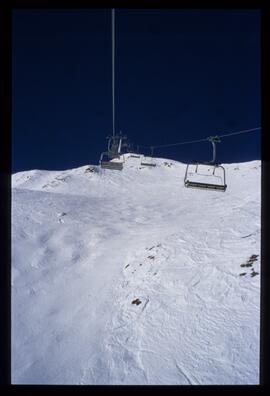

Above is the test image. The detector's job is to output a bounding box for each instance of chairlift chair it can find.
[184,136,227,191]
[141,157,156,167]
[130,154,141,158]
[140,147,156,167]
[100,152,124,170]
[129,145,142,158]
[100,133,125,171]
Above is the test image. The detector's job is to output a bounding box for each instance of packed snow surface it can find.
[12,155,261,385]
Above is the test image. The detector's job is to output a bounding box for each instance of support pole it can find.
[112,9,115,137]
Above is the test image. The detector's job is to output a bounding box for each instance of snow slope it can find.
[11,155,261,385]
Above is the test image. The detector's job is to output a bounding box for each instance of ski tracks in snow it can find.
[12,159,261,385]
[102,227,260,385]
[102,235,204,384]
[103,242,167,384]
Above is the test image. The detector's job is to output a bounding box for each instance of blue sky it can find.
[12,9,261,173]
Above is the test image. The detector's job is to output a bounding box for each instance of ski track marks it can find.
[12,157,260,385]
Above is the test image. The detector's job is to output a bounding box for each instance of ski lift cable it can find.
[108,11,260,156]
[218,127,261,138]
[152,137,208,150]
[144,126,261,152]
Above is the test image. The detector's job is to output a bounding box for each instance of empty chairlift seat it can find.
[184,136,227,191]
[140,146,156,167]
[140,156,156,167]
[100,152,124,170]
[184,161,227,191]
[99,133,128,171]
[129,154,141,158]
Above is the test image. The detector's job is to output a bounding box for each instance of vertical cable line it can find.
[112,9,115,137]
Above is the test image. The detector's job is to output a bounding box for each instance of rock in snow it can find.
[11,154,260,385]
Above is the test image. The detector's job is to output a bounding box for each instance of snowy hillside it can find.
[11,155,261,385]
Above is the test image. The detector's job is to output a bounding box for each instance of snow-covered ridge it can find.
[12,155,261,385]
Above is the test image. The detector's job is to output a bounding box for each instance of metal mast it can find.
[112,8,115,137]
